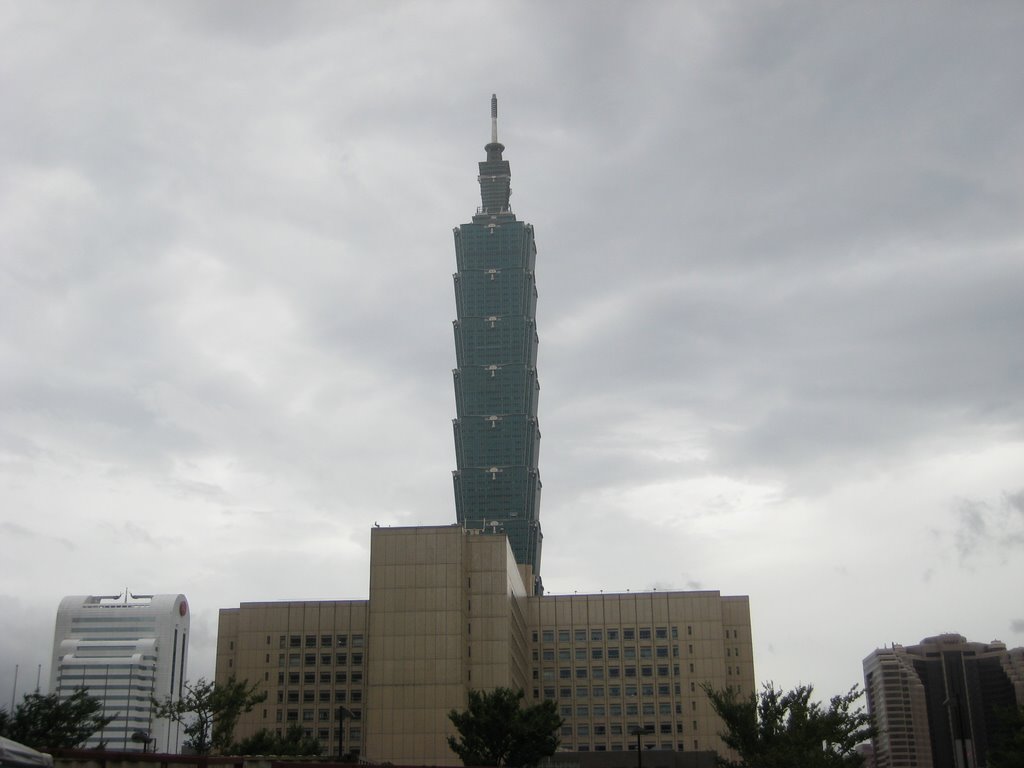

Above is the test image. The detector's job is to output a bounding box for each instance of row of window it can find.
[538,663,693,681]
[535,681,741,702]
[277,652,363,667]
[536,627,679,643]
[563,722,688,737]
[537,645,689,661]
[277,633,365,649]
[279,707,362,724]
[559,739,700,752]
[278,687,363,704]
[559,701,692,718]
[279,671,364,686]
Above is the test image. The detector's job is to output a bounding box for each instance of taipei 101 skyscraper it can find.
[452,95,543,591]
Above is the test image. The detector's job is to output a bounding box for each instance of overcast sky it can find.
[2,1,1023,710]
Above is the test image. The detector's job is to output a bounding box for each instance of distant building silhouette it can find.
[863,633,1024,768]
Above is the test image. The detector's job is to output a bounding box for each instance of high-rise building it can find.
[863,634,1024,768]
[452,94,543,585]
[50,593,190,753]
[216,98,755,766]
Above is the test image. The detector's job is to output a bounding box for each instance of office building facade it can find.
[863,634,1024,768]
[50,593,190,752]
[217,525,753,764]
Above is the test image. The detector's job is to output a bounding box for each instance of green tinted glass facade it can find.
[452,118,543,587]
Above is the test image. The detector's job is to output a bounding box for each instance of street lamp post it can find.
[337,705,353,761]
[629,725,655,768]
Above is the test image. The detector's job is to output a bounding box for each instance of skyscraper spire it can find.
[485,93,505,162]
[491,93,498,144]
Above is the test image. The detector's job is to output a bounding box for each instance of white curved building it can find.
[49,593,189,753]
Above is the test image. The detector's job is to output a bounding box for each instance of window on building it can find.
[290,636,301,648]
[610,704,622,716]
[288,692,299,703]
[336,653,347,665]
[591,629,602,642]
[640,646,652,659]
[305,635,316,648]
[592,686,604,698]
[575,648,586,661]
[351,672,363,684]
[576,705,588,717]
[611,724,623,736]
[560,687,572,698]
[655,627,668,639]
[304,654,316,666]
[352,653,363,666]
[543,649,555,661]
[558,630,570,643]
[608,648,620,660]
[593,704,605,716]
[289,653,299,667]
[352,634,364,648]
[657,666,669,677]
[321,654,332,665]
[658,684,670,696]
[559,668,570,680]
[639,628,651,640]
[659,703,670,715]
[607,629,619,641]
[337,634,348,647]
[626,704,638,716]
[320,635,332,647]
[287,709,298,721]
[623,629,635,641]
[304,672,315,684]
[303,691,314,703]
[560,705,572,717]
[575,629,586,643]
[350,691,362,703]
[591,648,603,660]
[576,668,587,679]
[335,691,346,702]
[335,672,347,684]
[289,672,299,684]
[543,630,554,643]
[302,709,314,721]
[576,686,588,698]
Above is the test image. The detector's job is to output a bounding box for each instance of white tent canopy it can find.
[0,737,54,768]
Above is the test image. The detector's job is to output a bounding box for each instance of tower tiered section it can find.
[452,95,543,586]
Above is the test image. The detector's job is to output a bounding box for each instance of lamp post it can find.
[337,705,354,761]
[629,725,654,768]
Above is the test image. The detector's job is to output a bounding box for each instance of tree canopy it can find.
[151,677,265,755]
[0,688,115,750]
[233,723,322,756]
[447,687,562,768]
[702,682,875,768]
[989,703,1024,768]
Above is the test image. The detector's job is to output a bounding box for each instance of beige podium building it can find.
[217,525,753,764]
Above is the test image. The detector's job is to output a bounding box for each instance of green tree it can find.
[0,688,116,749]
[233,724,322,756]
[989,703,1024,768]
[151,677,266,755]
[447,687,562,768]
[702,682,875,768]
